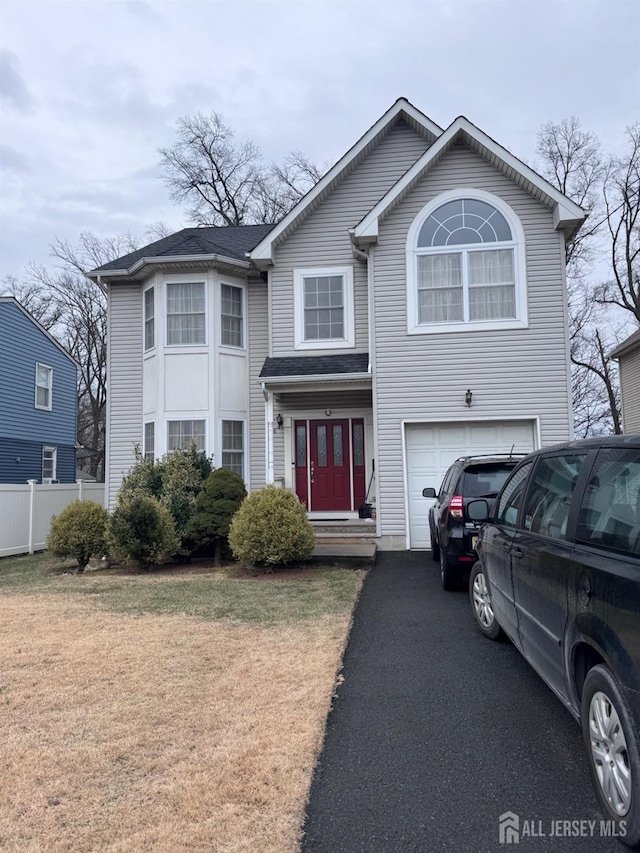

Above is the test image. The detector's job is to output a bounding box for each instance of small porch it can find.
[259,353,376,520]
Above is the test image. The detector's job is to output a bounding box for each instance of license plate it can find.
[471,535,478,552]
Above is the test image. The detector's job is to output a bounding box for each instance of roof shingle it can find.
[260,353,370,378]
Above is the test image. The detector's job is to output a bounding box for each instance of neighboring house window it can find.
[166,282,206,345]
[167,420,206,451]
[144,422,155,462]
[144,287,155,351]
[407,191,526,334]
[221,420,244,478]
[294,266,355,350]
[42,446,57,482]
[221,284,243,347]
[35,363,53,410]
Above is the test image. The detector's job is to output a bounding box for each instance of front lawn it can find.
[0,553,365,852]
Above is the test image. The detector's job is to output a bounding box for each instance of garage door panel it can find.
[406,420,536,549]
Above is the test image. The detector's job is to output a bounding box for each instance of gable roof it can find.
[89,224,274,278]
[610,328,640,360]
[249,98,443,265]
[0,297,79,368]
[352,116,588,245]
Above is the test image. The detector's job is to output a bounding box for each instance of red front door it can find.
[295,419,359,511]
[310,419,351,511]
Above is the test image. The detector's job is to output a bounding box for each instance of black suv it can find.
[423,454,526,590]
[467,434,640,847]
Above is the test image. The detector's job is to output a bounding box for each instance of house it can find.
[0,297,78,483]
[610,328,640,433]
[89,98,587,549]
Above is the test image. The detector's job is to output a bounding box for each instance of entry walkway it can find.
[302,552,612,852]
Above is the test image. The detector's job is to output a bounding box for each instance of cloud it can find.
[0,49,33,112]
[0,144,30,174]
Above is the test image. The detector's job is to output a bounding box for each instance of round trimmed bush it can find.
[47,499,109,571]
[108,494,179,570]
[228,485,315,568]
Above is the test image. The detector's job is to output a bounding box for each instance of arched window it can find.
[407,191,526,333]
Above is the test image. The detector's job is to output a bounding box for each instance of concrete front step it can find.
[310,541,377,569]
[311,522,376,536]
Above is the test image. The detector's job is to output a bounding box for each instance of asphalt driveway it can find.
[302,552,623,852]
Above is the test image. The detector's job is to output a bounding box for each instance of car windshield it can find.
[462,464,517,498]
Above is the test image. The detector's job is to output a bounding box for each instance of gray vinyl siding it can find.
[271,120,430,357]
[619,349,640,433]
[373,142,572,538]
[248,275,268,489]
[107,283,143,507]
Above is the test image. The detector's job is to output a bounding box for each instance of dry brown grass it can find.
[0,585,360,852]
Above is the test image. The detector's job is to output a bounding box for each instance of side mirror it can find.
[422,487,437,498]
[467,499,490,522]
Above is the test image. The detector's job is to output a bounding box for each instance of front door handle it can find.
[310,461,315,484]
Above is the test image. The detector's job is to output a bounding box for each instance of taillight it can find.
[449,495,464,518]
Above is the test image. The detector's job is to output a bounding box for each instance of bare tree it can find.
[1,232,141,480]
[536,117,635,435]
[595,124,640,323]
[159,112,326,226]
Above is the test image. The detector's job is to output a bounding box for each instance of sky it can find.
[0,0,638,279]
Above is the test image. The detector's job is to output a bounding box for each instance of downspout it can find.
[261,382,275,484]
[349,231,380,537]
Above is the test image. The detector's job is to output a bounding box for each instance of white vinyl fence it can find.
[0,481,106,558]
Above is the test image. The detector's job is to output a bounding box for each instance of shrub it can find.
[47,500,109,571]
[228,485,316,569]
[116,443,212,560]
[108,494,179,570]
[188,468,247,565]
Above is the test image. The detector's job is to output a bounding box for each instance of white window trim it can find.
[143,284,155,353]
[219,281,246,350]
[164,279,208,348]
[35,362,53,411]
[406,189,528,335]
[42,446,57,483]
[220,418,246,480]
[294,266,355,350]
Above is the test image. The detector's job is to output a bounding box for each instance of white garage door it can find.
[406,421,536,549]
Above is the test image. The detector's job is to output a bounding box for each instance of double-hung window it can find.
[409,192,526,334]
[221,284,243,347]
[35,363,53,410]
[144,287,155,350]
[166,282,205,345]
[167,420,206,452]
[144,422,155,462]
[221,420,244,478]
[42,446,57,482]
[294,266,355,349]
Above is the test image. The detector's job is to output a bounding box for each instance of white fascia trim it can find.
[354,116,588,243]
[249,99,443,264]
[261,372,372,386]
[89,253,250,280]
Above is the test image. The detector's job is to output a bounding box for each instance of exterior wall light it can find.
[276,413,284,429]
[465,389,473,407]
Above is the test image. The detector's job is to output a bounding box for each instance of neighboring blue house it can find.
[0,297,78,483]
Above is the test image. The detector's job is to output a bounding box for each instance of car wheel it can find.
[469,562,503,640]
[440,547,461,591]
[581,665,640,848]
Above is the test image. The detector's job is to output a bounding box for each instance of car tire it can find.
[440,548,461,591]
[581,665,640,848]
[469,561,503,640]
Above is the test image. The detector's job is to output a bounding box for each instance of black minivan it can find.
[467,435,640,848]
